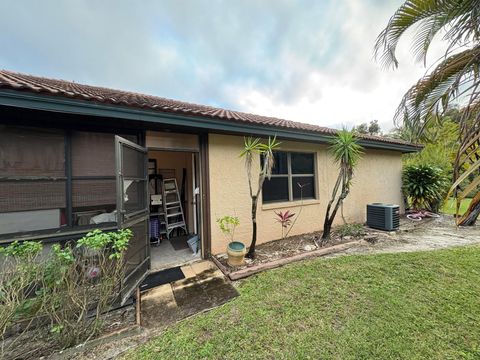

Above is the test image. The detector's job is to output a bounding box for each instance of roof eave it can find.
[0,89,421,153]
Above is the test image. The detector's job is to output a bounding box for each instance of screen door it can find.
[115,136,150,304]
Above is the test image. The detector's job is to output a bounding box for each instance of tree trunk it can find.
[322,201,333,241]
[321,194,345,242]
[321,172,343,241]
[321,220,332,241]
[246,195,258,258]
[321,173,350,242]
[457,192,480,226]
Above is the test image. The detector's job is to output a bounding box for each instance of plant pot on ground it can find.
[217,215,246,266]
[226,241,247,266]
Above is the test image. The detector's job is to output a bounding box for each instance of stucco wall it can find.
[208,134,404,255]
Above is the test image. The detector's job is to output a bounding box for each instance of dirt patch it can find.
[3,304,136,360]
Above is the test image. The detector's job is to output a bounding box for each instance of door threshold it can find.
[149,256,202,274]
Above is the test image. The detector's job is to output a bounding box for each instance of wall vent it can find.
[366,203,400,231]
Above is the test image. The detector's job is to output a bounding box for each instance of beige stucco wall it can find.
[208,133,404,255]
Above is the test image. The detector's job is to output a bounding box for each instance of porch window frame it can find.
[262,151,317,204]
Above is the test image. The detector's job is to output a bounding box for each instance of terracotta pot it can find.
[227,241,246,266]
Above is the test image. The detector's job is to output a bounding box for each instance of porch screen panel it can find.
[72,131,115,176]
[71,131,117,226]
[121,218,149,304]
[121,146,147,215]
[0,126,67,235]
[0,126,65,177]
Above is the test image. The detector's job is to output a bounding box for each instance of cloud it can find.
[0,0,449,131]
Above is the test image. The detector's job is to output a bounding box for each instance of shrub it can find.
[217,216,240,244]
[0,241,44,357]
[42,229,132,348]
[336,223,365,238]
[0,229,132,357]
[274,210,295,240]
[402,164,449,211]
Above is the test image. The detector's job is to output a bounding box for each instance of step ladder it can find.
[162,178,187,239]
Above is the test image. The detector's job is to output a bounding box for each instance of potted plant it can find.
[217,215,245,266]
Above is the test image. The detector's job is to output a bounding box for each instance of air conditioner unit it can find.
[366,203,400,231]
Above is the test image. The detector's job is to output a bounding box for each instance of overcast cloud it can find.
[0,0,447,130]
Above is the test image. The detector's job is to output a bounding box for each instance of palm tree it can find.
[321,129,363,242]
[375,0,480,225]
[240,136,280,258]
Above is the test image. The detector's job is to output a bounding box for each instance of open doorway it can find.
[147,149,201,271]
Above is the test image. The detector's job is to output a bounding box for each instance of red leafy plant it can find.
[275,210,296,240]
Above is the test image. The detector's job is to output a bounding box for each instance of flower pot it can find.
[227,241,246,266]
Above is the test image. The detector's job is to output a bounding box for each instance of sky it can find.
[0,0,447,131]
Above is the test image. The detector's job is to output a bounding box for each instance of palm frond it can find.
[258,136,281,180]
[377,0,480,223]
[374,0,477,68]
[329,129,363,169]
[375,0,480,69]
[395,46,480,139]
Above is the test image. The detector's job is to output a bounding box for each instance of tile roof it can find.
[0,70,418,148]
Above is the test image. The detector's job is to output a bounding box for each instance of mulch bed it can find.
[215,228,375,274]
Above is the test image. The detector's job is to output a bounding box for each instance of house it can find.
[0,70,419,302]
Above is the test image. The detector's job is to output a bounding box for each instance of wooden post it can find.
[135,287,142,326]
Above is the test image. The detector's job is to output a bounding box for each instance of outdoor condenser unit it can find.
[366,203,400,231]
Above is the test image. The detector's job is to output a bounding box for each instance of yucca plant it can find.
[402,164,450,211]
[321,129,363,242]
[375,0,480,225]
[240,136,280,258]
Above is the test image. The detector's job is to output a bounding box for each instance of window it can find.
[262,151,316,203]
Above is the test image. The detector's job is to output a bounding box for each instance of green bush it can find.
[42,229,132,348]
[0,229,132,357]
[402,164,449,211]
[336,223,365,238]
[0,240,45,358]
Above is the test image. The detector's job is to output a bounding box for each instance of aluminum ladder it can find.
[162,178,187,239]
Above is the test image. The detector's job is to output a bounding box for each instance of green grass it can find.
[128,247,480,359]
[441,198,472,215]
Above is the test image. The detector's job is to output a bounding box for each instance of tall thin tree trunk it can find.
[322,197,344,242]
[247,195,258,258]
[322,202,333,240]
[322,183,350,241]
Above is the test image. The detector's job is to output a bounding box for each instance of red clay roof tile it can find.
[0,70,419,148]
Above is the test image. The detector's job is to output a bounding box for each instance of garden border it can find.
[211,240,363,281]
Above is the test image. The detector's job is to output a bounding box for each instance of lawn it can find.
[128,246,480,359]
[441,197,472,215]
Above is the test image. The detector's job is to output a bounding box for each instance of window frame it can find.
[262,151,317,204]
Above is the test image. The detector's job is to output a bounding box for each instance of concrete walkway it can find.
[140,260,238,328]
[327,216,480,259]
